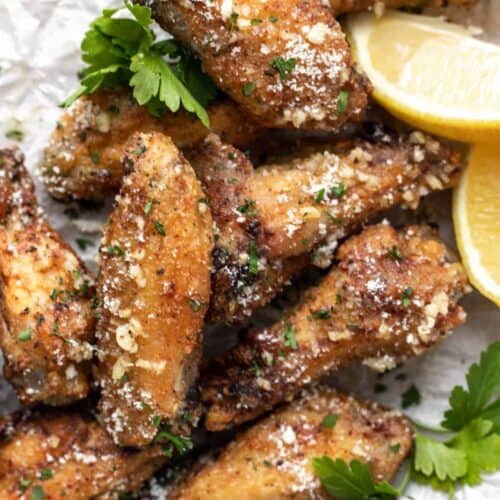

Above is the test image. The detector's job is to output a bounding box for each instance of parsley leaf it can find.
[61,0,215,126]
[271,57,296,81]
[414,433,467,482]
[283,323,298,350]
[312,457,400,499]
[442,341,500,432]
[321,413,337,429]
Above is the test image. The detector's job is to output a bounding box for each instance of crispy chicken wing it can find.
[41,90,260,201]
[0,410,166,499]
[202,223,470,430]
[329,0,477,16]
[170,387,413,499]
[186,127,462,323]
[143,0,370,129]
[96,132,213,447]
[0,147,95,406]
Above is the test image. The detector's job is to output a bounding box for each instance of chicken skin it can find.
[186,127,463,323]
[170,388,413,499]
[40,90,260,201]
[202,223,470,430]
[0,147,95,406]
[96,133,213,447]
[142,0,371,129]
[0,410,166,499]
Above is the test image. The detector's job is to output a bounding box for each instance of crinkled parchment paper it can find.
[0,1,498,498]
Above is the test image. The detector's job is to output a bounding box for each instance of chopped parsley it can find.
[250,18,263,25]
[271,57,296,81]
[106,244,125,256]
[19,478,32,492]
[401,383,421,408]
[90,151,100,164]
[248,240,259,275]
[237,199,257,217]
[337,90,349,114]
[188,299,202,313]
[315,188,326,203]
[242,81,256,97]
[144,199,159,216]
[312,309,331,320]
[76,238,94,251]
[388,245,403,261]
[401,287,413,308]
[18,328,31,342]
[330,183,347,199]
[5,129,24,141]
[389,443,401,454]
[227,12,239,32]
[31,485,45,500]
[155,425,193,458]
[283,323,298,350]
[321,413,338,429]
[269,15,279,23]
[154,220,166,235]
[39,469,53,480]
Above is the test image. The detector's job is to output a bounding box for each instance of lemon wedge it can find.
[453,143,500,306]
[345,11,500,143]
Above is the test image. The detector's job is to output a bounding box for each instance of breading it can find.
[96,132,213,447]
[329,0,477,16]
[143,0,371,129]
[40,90,260,201]
[170,387,413,499]
[202,223,470,430]
[0,147,95,406]
[186,127,463,323]
[0,410,166,499]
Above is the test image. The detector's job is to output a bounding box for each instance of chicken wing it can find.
[329,0,477,16]
[0,410,166,499]
[96,132,213,447]
[0,147,95,406]
[186,127,462,323]
[202,223,470,430]
[170,387,413,499]
[143,0,370,129]
[40,90,260,201]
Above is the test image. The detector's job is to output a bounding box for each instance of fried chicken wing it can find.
[143,0,370,129]
[0,410,166,499]
[202,223,470,430]
[96,132,213,447]
[170,387,413,499]
[329,0,477,16]
[0,147,95,406]
[41,90,260,201]
[186,127,462,323]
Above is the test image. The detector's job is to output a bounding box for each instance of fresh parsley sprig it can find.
[312,342,500,499]
[61,0,216,126]
[312,457,404,499]
[412,341,500,495]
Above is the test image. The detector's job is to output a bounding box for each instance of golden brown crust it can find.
[40,90,260,201]
[202,223,470,430]
[329,0,477,16]
[96,132,213,447]
[187,127,463,323]
[0,147,95,406]
[147,0,371,129]
[171,388,413,499]
[0,410,166,499]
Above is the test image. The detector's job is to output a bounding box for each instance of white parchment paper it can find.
[0,1,498,498]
